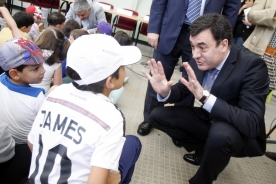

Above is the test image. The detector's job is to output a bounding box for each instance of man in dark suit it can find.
[138,0,241,136]
[142,14,269,184]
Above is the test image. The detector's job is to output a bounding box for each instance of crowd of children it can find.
[0,4,141,184]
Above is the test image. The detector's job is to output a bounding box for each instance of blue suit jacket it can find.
[148,0,241,54]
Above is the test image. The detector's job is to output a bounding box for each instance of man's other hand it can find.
[147,33,159,49]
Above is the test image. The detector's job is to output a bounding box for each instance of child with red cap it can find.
[25,6,44,41]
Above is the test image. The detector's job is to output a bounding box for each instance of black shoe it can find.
[137,121,152,136]
[265,152,276,161]
[172,138,183,147]
[183,149,204,166]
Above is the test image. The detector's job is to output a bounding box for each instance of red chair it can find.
[112,8,139,41]
[31,0,60,13]
[99,2,114,24]
[15,0,32,12]
[135,16,149,46]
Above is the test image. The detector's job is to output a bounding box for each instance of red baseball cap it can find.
[25,6,44,19]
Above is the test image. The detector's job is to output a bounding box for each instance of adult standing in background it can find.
[137,0,241,136]
[243,0,276,161]
[65,0,106,34]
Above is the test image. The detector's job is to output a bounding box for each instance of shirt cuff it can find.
[202,94,216,113]
[157,90,171,102]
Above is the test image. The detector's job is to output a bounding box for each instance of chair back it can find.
[32,0,60,10]
[99,2,114,9]
[99,2,114,24]
[116,9,138,30]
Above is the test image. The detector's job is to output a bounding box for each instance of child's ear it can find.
[8,69,21,80]
[19,26,26,32]
[105,76,115,89]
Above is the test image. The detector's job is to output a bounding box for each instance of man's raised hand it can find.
[142,59,173,98]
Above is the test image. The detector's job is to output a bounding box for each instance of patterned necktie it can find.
[204,68,219,91]
[186,0,202,23]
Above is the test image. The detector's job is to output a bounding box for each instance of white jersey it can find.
[28,84,125,184]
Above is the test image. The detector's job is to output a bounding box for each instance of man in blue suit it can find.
[138,0,241,136]
[143,13,269,184]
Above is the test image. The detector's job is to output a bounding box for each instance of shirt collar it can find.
[216,50,230,71]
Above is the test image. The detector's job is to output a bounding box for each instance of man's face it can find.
[76,9,91,20]
[16,64,46,86]
[190,29,229,71]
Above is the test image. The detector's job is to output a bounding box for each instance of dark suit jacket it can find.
[165,45,270,157]
[148,0,241,54]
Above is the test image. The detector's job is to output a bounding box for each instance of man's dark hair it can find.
[189,13,232,46]
[66,66,120,93]
[5,65,28,78]
[47,12,65,26]
[12,12,34,28]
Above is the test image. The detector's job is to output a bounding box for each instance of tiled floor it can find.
[11,7,276,183]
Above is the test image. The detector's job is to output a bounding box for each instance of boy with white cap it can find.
[28,34,142,184]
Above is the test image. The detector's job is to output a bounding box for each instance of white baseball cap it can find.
[67,34,141,85]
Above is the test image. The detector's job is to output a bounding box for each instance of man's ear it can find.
[105,76,115,89]
[8,69,21,80]
[221,39,229,52]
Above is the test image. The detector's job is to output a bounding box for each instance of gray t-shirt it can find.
[0,122,15,163]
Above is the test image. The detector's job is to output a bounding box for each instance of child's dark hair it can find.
[241,0,255,7]
[35,27,70,66]
[114,31,132,46]
[5,65,28,78]
[62,20,81,38]
[66,66,120,93]
[70,29,88,40]
[0,0,5,6]
[13,12,34,29]
[47,12,66,27]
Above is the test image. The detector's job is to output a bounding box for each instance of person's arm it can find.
[210,56,269,139]
[247,0,276,28]
[87,167,109,184]
[146,0,168,49]
[52,65,63,86]
[0,7,22,38]
[238,4,248,15]
[87,5,106,34]
[221,0,241,28]
[27,141,33,152]
[87,167,121,184]
[65,3,75,22]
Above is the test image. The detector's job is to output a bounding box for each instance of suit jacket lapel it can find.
[204,0,211,7]
[210,45,239,95]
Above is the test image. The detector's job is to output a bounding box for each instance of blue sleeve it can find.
[62,60,67,78]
